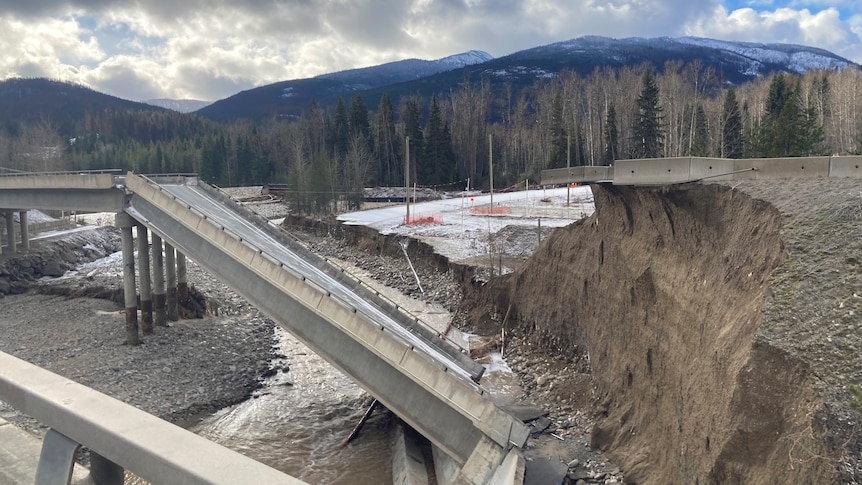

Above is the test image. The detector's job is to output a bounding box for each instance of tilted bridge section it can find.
[0,171,529,485]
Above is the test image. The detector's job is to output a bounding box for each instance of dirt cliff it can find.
[501,180,862,484]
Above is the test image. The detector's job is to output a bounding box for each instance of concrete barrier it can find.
[0,173,118,190]
[829,155,862,178]
[733,157,831,179]
[688,158,736,181]
[613,158,693,185]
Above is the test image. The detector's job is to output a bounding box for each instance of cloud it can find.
[686,6,861,61]
[1,1,860,102]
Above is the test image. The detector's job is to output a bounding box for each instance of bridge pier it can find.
[136,225,154,335]
[177,252,188,304]
[4,210,16,255]
[116,212,140,346]
[165,243,179,322]
[19,211,29,251]
[151,233,167,327]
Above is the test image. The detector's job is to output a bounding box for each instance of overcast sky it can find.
[2,0,860,102]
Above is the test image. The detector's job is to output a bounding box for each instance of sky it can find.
[1,0,861,103]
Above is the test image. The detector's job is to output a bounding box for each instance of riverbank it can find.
[0,226,278,438]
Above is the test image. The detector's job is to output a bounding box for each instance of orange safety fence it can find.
[471,206,512,215]
[404,214,443,225]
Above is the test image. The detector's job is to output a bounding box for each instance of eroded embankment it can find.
[504,183,838,484]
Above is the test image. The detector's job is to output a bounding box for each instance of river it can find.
[190,257,523,484]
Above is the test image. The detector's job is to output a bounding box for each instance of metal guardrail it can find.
[0,351,306,485]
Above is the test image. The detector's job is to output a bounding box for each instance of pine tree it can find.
[721,88,744,159]
[549,92,567,168]
[373,93,399,186]
[603,103,619,164]
[631,68,665,158]
[690,104,709,157]
[402,98,423,186]
[420,94,455,185]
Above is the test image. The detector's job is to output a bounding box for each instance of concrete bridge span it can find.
[0,171,529,485]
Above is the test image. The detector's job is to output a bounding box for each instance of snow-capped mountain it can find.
[145,98,211,113]
[499,36,854,83]
[316,50,493,88]
[197,36,857,122]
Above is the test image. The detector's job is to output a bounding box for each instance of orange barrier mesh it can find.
[471,206,512,215]
[404,214,443,225]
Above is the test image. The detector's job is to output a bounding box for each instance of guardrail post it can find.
[19,210,29,251]
[117,212,140,345]
[152,233,167,327]
[90,452,124,485]
[136,224,153,335]
[165,243,179,322]
[35,428,80,485]
[4,210,16,255]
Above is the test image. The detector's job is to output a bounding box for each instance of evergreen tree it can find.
[420,94,455,185]
[721,88,744,159]
[329,98,349,159]
[348,94,370,141]
[690,104,709,157]
[631,68,665,158]
[549,92,567,168]
[373,93,399,186]
[750,74,823,157]
[603,103,619,164]
[402,98,423,186]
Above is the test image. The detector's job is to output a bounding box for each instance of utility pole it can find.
[567,133,571,206]
[405,136,410,223]
[489,133,494,208]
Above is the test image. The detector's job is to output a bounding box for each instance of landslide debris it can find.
[492,180,862,484]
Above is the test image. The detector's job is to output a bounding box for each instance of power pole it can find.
[489,133,494,208]
[405,136,410,223]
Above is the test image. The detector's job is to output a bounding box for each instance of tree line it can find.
[1,63,862,213]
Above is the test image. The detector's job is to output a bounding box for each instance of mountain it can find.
[195,50,493,121]
[0,78,165,133]
[145,98,212,113]
[197,36,856,123]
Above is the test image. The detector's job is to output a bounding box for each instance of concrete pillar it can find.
[177,252,188,304]
[116,212,140,346]
[4,210,16,255]
[18,211,29,251]
[136,225,153,335]
[152,233,167,327]
[165,243,179,322]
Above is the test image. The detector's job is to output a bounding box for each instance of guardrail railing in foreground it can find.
[0,351,306,485]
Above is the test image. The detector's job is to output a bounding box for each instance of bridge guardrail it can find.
[0,351,306,485]
[198,178,482,378]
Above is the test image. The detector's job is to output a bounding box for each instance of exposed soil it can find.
[477,179,862,484]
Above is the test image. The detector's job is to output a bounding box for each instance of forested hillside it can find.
[1,62,861,214]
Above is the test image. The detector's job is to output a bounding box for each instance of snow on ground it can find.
[338,186,595,262]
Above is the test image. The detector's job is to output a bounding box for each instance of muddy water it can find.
[192,257,523,484]
[193,328,393,484]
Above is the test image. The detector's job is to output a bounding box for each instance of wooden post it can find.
[405,136,410,224]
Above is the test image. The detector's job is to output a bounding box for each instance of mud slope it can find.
[506,181,861,484]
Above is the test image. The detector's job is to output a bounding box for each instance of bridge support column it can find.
[19,211,29,251]
[151,233,167,327]
[116,212,140,346]
[136,225,153,335]
[4,210,16,255]
[165,243,179,322]
[177,252,188,304]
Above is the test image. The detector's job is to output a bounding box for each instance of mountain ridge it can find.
[195,35,856,122]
